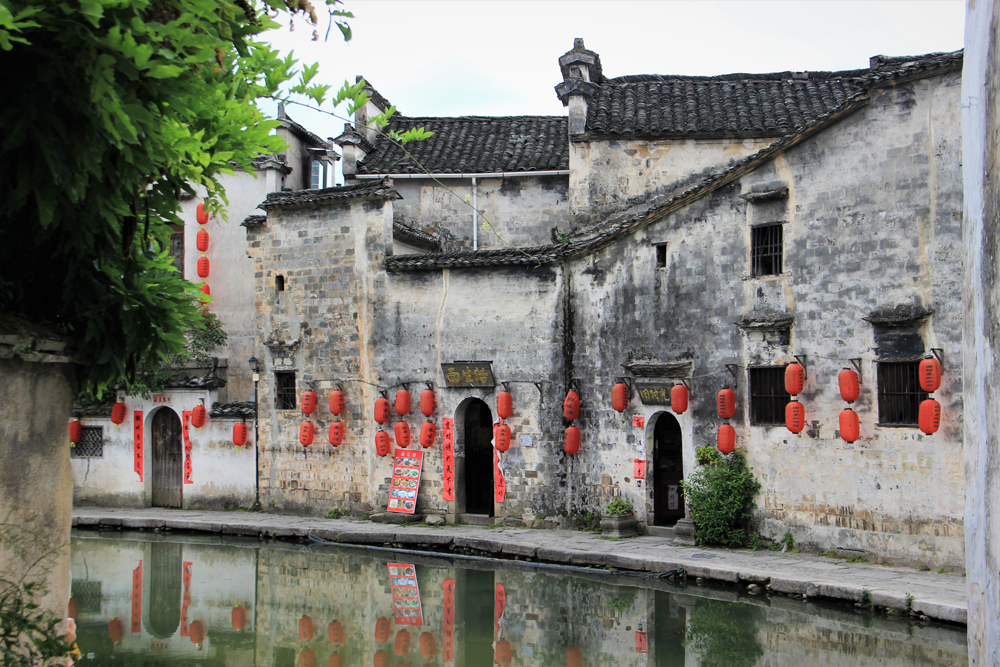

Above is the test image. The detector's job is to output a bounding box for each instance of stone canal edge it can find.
[72,507,967,626]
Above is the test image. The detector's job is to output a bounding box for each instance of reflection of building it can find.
[251,43,965,568]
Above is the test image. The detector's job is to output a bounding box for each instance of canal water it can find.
[69,531,967,666]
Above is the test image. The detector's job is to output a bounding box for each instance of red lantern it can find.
[375,431,391,457]
[717,423,736,454]
[196,229,209,252]
[717,388,736,419]
[919,356,941,393]
[374,397,390,424]
[784,363,805,396]
[189,619,204,644]
[419,389,435,416]
[395,390,411,415]
[419,421,436,448]
[564,426,581,455]
[839,409,860,443]
[839,368,860,403]
[919,398,941,434]
[394,421,411,448]
[199,283,211,305]
[328,621,343,645]
[328,422,344,447]
[196,202,209,224]
[373,651,388,667]
[300,649,315,667]
[197,256,210,279]
[301,390,317,415]
[233,422,248,447]
[329,390,346,416]
[566,646,583,667]
[232,605,246,631]
[496,424,511,452]
[192,404,207,428]
[299,421,315,447]
[111,402,127,425]
[495,639,512,666]
[68,596,79,620]
[394,629,411,656]
[419,632,436,659]
[497,391,513,419]
[563,390,580,420]
[671,384,688,414]
[299,615,314,641]
[785,401,805,433]
[612,382,629,412]
[69,420,81,444]
[327,655,343,667]
[108,617,124,643]
[375,618,390,643]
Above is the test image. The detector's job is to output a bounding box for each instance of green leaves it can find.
[682,450,762,548]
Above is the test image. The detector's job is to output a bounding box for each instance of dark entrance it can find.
[653,589,688,666]
[653,413,684,526]
[463,399,494,517]
[147,541,182,638]
[456,569,496,665]
[151,409,183,508]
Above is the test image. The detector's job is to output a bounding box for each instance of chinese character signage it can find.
[440,362,495,388]
[442,418,455,501]
[388,449,424,514]
[181,411,193,484]
[388,563,423,626]
[442,579,455,663]
[634,459,646,479]
[133,410,144,482]
[636,384,673,405]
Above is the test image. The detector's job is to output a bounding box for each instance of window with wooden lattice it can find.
[71,426,104,458]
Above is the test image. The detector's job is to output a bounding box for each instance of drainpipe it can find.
[472,177,479,251]
[253,377,259,508]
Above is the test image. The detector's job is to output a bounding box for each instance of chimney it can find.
[332,123,374,180]
[554,38,603,136]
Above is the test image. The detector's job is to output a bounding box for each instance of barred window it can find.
[71,426,104,458]
[167,224,184,276]
[275,371,296,410]
[751,224,783,277]
[878,361,927,426]
[71,580,102,613]
[749,367,790,425]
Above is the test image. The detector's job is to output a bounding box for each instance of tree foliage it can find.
[682,448,762,548]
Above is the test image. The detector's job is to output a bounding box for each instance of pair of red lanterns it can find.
[495,389,513,453]
[716,387,737,454]
[563,390,581,455]
[299,388,349,447]
[374,388,438,456]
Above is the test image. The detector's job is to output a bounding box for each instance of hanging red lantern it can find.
[497,391,513,419]
[671,384,688,414]
[374,397,390,424]
[108,617,124,643]
[395,390,411,415]
[839,368,860,403]
[329,390,346,416]
[232,605,246,631]
[419,421,436,448]
[717,388,736,419]
[192,404,207,428]
[919,398,941,435]
[299,421,315,447]
[68,597,79,620]
[839,409,860,443]
[496,424,511,452]
[717,423,736,454]
[374,618,390,643]
[196,229,209,252]
[197,256,210,279]
[111,402,127,425]
[299,615,314,641]
[196,202,209,224]
[189,619,205,644]
[564,426,581,455]
[301,390,317,415]
[375,431,391,457]
[612,382,629,412]
[919,356,942,393]
[373,651,388,667]
[419,389,435,416]
[495,639,512,666]
[328,621,343,645]
[233,423,248,447]
[328,422,344,447]
[394,421,411,448]
[299,649,315,667]
[784,363,805,396]
[69,420,81,444]
[327,655,343,667]
[785,401,805,433]
[566,646,583,667]
[419,632,436,659]
[394,629,411,656]
[199,283,211,305]
[563,390,580,420]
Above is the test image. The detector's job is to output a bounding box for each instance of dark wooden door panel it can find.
[152,409,182,508]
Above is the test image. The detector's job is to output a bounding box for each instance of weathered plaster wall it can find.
[961,0,1000,661]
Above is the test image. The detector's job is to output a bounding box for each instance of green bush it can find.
[604,498,634,516]
[681,449,761,548]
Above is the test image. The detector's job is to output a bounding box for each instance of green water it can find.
[69,531,967,666]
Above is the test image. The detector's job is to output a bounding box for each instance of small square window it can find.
[751,224,783,277]
[275,371,296,410]
[749,367,790,425]
[71,426,104,458]
[877,361,927,426]
[655,243,668,269]
[167,224,184,277]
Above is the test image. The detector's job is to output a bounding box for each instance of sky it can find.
[263,0,967,182]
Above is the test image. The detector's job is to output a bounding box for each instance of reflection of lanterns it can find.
[419,421,436,448]
[231,605,246,631]
[111,402,127,425]
[717,424,736,454]
[395,390,411,415]
[919,399,941,435]
[375,432,390,457]
[330,390,346,415]
[612,382,629,412]
[839,409,859,443]
[327,621,343,645]
[299,615,314,641]
[299,421,315,447]
[495,640,512,665]
[419,632,436,659]
[420,389,436,416]
[69,420,81,444]
[566,646,583,667]
[838,368,859,403]
[301,390,317,415]
[394,422,411,448]
[497,391,513,419]
[68,596,79,620]
[785,401,805,434]
[919,356,942,392]
[327,654,343,667]
[563,390,579,420]
[671,384,688,414]
[717,388,735,419]
[233,423,248,447]
[374,618,390,643]
[496,424,511,452]
[192,404,207,428]
[300,649,315,667]
[373,651,388,667]
[375,398,390,424]
[784,363,805,396]
[108,617,124,643]
[564,426,580,455]
[328,422,344,447]
[394,629,411,656]
[189,619,204,644]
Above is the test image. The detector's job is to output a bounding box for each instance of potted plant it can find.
[600,498,637,538]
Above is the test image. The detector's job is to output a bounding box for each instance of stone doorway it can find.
[652,412,684,526]
[151,408,183,508]
[460,398,494,518]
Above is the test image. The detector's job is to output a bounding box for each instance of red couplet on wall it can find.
[299,615,314,641]
[612,382,629,412]
[839,368,860,403]
[496,424,511,452]
[419,421,436,448]
[784,363,805,395]
[717,388,736,419]
[191,404,207,428]
[839,409,860,443]
[374,618,390,643]
[299,421,314,446]
[196,202,209,224]
[717,423,736,454]
[671,384,689,414]
[327,621,343,645]
[395,390,411,415]
[197,256,210,279]
[111,402,127,425]
[233,423,247,447]
[301,390,316,415]
[328,422,344,447]
[564,426,581,455]
[919,356,942,393]
[394,421,411,448]
[232,605,245,631]
[394,629,411,657]
[196,229,209,252]
[374,397,390,424]
[69,419,81,443]
[329,390,346,415]
[919,398,941,434]
[496,391,513,419]
[563,390,580,420]
[375,431,391,457]
[785,401,805,433]
[299,649,315,667]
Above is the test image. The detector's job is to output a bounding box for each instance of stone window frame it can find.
[876,359,928,427]
[274,371,297,410]
[71,426,104,458]
[653,242,669,270]
[742,185,792,281]
[748,365,791,426]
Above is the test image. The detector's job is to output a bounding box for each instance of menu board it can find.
[388,449,424,514]
[388,563,423,626]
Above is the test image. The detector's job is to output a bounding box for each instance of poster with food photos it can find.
[387,563,423,626]
[388,449,424,514]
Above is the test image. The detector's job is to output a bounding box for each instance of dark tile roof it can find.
[210,401,256,419]
[166,374,227,390]
[357,117,569,175]
[259,178,401,211]
[277,105,331,149]
[393,222,440,252]
[241,214,266,227]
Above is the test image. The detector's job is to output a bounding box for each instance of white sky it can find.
[264,0,966,181]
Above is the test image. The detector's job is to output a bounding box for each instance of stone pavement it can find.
[72,507,967,625]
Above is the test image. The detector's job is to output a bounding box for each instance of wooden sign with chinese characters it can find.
[181,411,193,484]
[636,384,673,405]
[152,394,171,405]
[442,418,455,501]
[441,362,495,388]
[388,563,423,626]
[133,411,144,482]
[388,449,423,514]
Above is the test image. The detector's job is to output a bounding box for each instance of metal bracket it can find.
[617,376,635,398]
[533,382,544,403]
[400,381,410,392]
[500,381,510,393]
[725,364,741,382]
[569,378,582,395]
[793,354,808,379]
[424,381,434,391]
[849,358,863,384]
[680,379,691,390]
[930,348,944,368]
[379,389,388,400]
[334,382,343,392]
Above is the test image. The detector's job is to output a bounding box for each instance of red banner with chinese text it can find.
[442,418,455,501]
[133,411,143,481]
[181,411,193,484]
[130,561,142,633]
[442,579,455,663]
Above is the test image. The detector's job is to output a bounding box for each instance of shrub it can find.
[604,498,634,516]
[681,449,761,548]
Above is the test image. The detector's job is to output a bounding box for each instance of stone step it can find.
[459,513,496,526]
[641,525,676,539]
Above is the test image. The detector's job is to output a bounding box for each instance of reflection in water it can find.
[70,531,967,666]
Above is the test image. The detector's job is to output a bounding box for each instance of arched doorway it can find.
[461,398,494,517]
[653,413,684,526]
[151,408,183,508]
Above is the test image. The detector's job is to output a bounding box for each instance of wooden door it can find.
[151,409,183,508]
[653,413,685,526]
